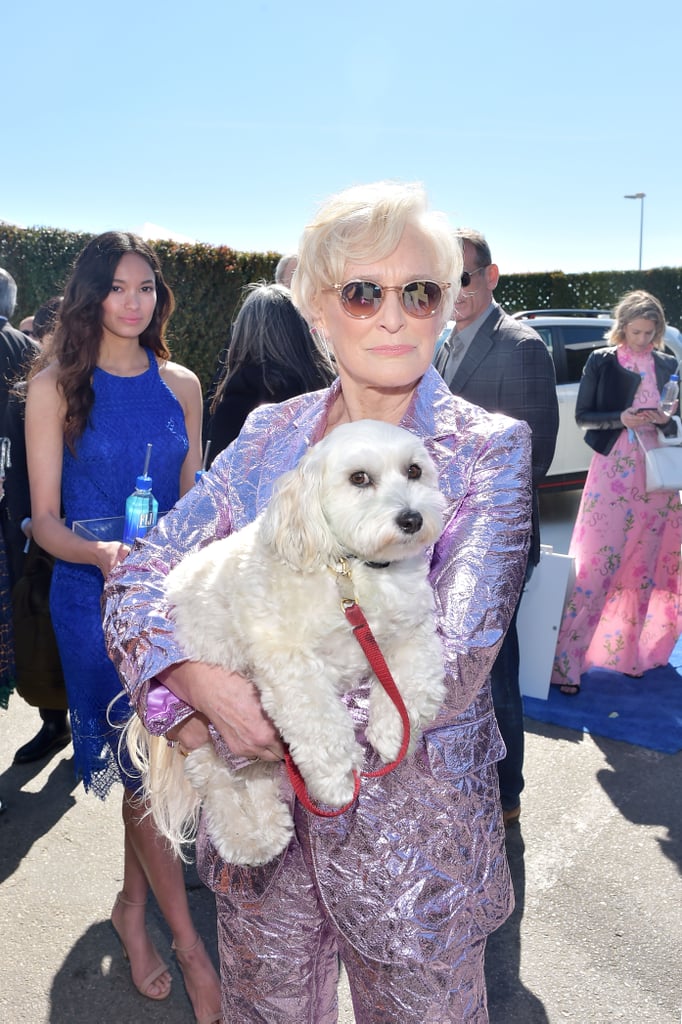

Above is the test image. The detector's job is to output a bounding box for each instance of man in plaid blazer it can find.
[434,229,559,826]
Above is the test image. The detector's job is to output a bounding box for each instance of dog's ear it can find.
[259,449,340,569]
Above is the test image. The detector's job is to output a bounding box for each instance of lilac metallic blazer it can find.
[103,366,532,961]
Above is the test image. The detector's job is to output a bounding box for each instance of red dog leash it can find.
[285,560,411,817]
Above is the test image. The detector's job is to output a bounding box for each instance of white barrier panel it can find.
[518,544,575,700]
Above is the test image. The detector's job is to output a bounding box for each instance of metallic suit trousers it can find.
[213,806,490,1023]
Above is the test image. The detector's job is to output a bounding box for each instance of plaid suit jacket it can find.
[438,304,558,563]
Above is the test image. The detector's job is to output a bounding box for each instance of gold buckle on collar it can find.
[329,556,356,608]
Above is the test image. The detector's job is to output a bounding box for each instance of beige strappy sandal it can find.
[110,891,171,1001]
[172,935,222,1024]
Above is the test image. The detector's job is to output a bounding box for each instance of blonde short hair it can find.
[292,181,461,325]
[606,290,666,350]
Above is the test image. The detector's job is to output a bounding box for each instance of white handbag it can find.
[644,448,682,492]
[656,415,682,447]
[639,418,682,492]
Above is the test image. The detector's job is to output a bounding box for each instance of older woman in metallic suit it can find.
[103,181,532,1023]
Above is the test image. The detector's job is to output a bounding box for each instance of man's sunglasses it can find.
[325,280,449,319]
[460,266,489,288]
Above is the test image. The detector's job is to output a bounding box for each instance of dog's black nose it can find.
[396,509,423,534]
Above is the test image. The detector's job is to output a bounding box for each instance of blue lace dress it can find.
[50,350,188,798]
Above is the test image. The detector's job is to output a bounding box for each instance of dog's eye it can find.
[406,464,422,480]
[349,471,372,487]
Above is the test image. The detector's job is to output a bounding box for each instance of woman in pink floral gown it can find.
[551,291,682,694]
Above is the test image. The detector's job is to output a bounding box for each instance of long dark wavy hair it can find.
[210,282,334,414]
[32,231,174,449]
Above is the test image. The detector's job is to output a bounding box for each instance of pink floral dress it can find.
[551,346,682,690]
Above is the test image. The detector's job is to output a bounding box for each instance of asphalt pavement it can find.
[1,490,680,1023]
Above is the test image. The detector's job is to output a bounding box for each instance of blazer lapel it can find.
[449,307,500,391]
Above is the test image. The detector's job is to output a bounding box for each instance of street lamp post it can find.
[624,192,645,270]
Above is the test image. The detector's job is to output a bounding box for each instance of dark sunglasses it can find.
[460,266,489,288]
[325,280,449,319]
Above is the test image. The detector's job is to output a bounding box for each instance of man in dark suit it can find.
[0,270,36,432]
[0,269,38,582]
[0,269,70,764]
[435,230,559,825]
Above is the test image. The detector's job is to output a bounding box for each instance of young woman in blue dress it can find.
[25,233,221,1023]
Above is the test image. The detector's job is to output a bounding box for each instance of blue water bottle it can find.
[122,443,159,545]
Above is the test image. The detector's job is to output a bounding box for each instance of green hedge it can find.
[495,268,682,328]
[0,226,280,391]
[2,225,681,392]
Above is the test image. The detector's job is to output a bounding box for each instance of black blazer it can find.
[206,361,332,466]
[576,346,678,455]
[0,323,36,426]
[0,325,38,585]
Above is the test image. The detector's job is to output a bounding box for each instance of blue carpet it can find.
[523,655,682,755]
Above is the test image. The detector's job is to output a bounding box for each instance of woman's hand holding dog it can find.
[157,661,285,761]
[165,711,212,752]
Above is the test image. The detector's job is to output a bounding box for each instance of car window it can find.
[533,326,553,357]
[563,326,610,384]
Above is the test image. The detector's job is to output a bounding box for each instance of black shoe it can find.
[13,721,72,764]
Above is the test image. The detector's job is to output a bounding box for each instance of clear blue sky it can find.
[3,0,680,274]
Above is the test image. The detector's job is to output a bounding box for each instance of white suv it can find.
[512,310,682,490]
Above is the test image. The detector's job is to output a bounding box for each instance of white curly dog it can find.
[128,419,446,866]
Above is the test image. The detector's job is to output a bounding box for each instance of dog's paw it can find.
[290,738,363,808]
[367,657,446,762]
[207,806,294,867]
[305,767,358,808]
[184,744,223,796]
[366,714,403,763]
[203,768,295,866]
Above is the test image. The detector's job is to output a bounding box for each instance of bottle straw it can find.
[142,443,153,478]
[201,440,212,472]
